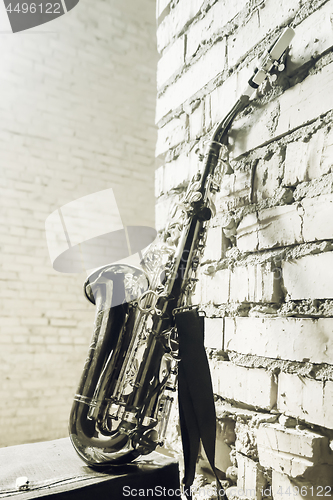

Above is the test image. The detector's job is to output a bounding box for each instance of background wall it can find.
[0,0,158,446]
[156,0,333,496]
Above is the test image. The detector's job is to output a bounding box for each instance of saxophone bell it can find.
[69,263,167,466]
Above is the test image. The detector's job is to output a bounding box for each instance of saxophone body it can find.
[69,27,295,467]
[69,257,179,466]
[69,185,209,466]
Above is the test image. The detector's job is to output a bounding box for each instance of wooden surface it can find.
[0,438,180,499]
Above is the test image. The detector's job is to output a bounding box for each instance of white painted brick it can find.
[258,423,333,476]
[237,213,259,252]
[320,127,333,175]
[282,252,333,300]
[189,100,205,140]
[216,169,252,212]
[237,205,303,253]
[191,275,203,305]
[186,0,248,62]
[232,61,333,159]
[210,361,277,410]
[288,1,333,73]
[156,0,204,52]
[156,114,188,156]
[253,154,284,203]
[229,265,251,303]
[156,40,226,122]
[161,149,198,193]
[202,268,230,305]
[229,262,281,304]
[284,132,326,186]
[228,10,262,68]
[157,36,185,89]
[225,317,333,365]
[204,317,223,350]
[258,0,301,34]
[258,205,303,250]
[237,453,267,500]
[302,194,333,243]
[228,0,300,69]
[202,226,223,262]
[277,373,333,429]
[284,141,312,186]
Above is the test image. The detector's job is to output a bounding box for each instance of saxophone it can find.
[69,27,295,467]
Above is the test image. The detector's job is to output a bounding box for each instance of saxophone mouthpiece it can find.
[245,27,295,95]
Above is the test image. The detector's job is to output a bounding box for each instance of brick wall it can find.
[0,0,157,446]
[156,0,333,495]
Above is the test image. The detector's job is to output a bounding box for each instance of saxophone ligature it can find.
[69,27,295,467]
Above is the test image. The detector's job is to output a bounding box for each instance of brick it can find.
[277,373,333,429]
[257,423,333,477]
[202,226,223,262]
[201,268,230,305]
[185,0,248,62]
[225,317,333,365]
[228,10,261,68]
[237,205,303,252]
[320,127,333,175]
[302,194,333,243]
[234,412,279,460]
[258,0,301,34]
[282,252,333,300]
[258,205,303,250]
[283,131,326,186]
[237,453,267,500]
[156,40,226,122]
[253,154,284,203]
[155,113,188,156]
[288,1,333,73]
[216,168,252,212]
[232,61,333,159]
[162,149,198,192]
[157,36,185,89]
[229,0,301,68]
[156,0,204,52]
[229,262,281,304]
[237,213,259,252]
[204,317,223,350]
[229,265,251,303]
[189,100,205,140]
[210,361,277,410]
